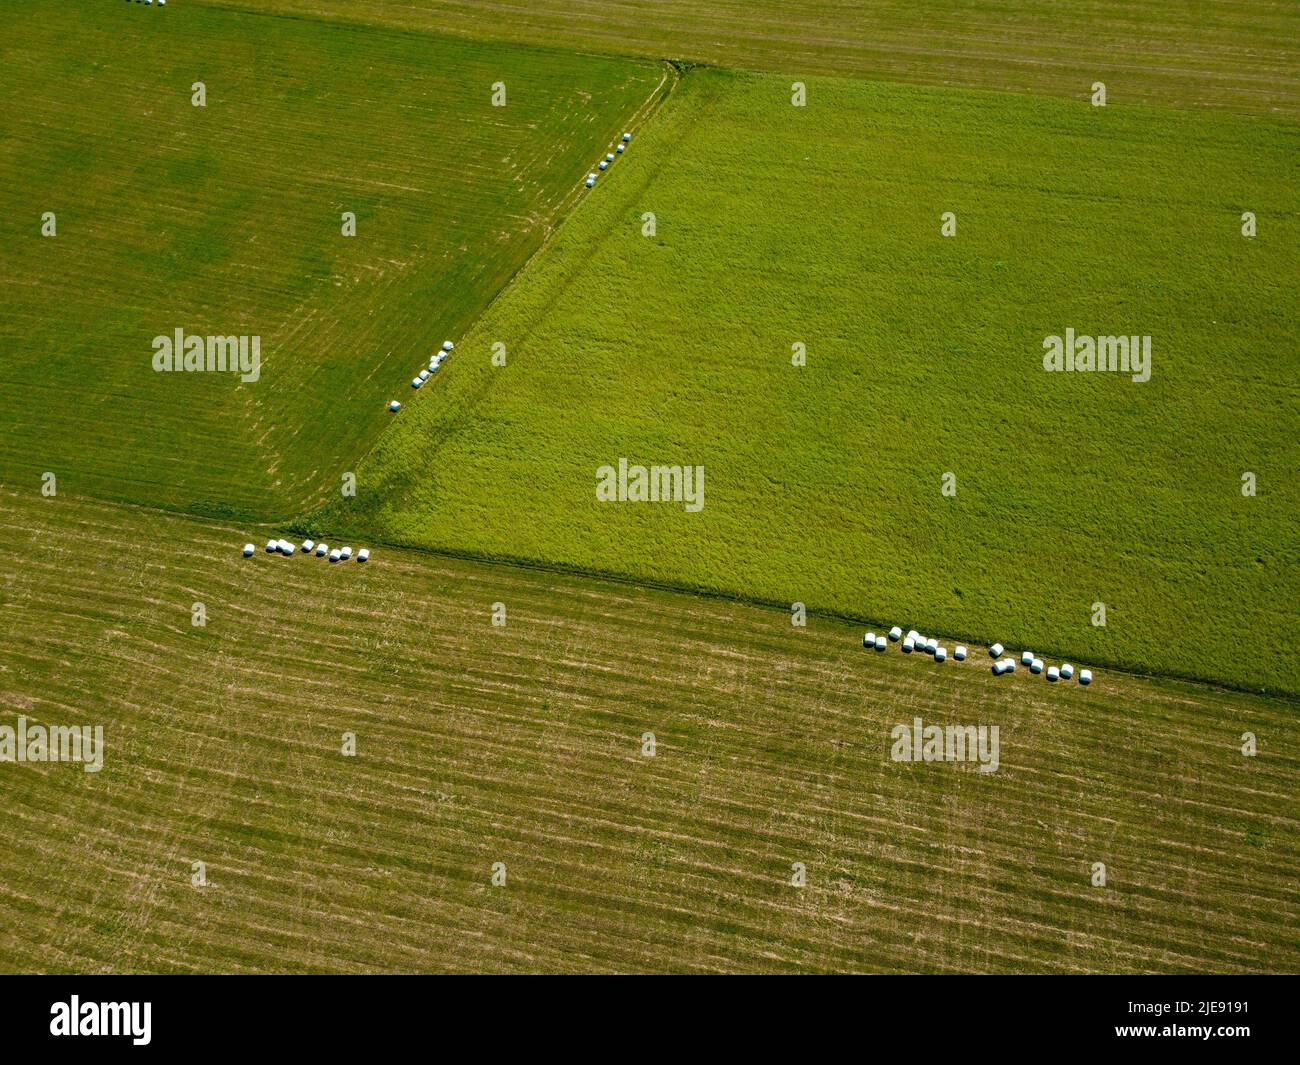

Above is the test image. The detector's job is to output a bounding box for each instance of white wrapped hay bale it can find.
[1030,658,1044,674]
[622,133,631,142]
[906,629,920,644]
[889,626,902,641]
[925,638,938,655]
[1079,669,1093,685]
[357,548,370,563]
[599,161,609,171]
[616,144,625,154]
[412,377,423,389]
[301,540,315,553]
[1021,651,1034,666]
[992,660,1007,676]
[442,341,454,352]
[863,632,875,648]
[389,401,400,412]
[315,543,328,557]
[265,540,277,553]
[1047,665,1060,682]
[874,636,886,651]
[606,153,615,162]
[340,546,353,560]
[934,647,947,663]
[954,645,966,661]
[243,543,255,557]
[278,539,295,556]
[418,369,430,382]
[585,178,595,188]
[328,549,341,563]
[902,638,915,653]
[990,643,1004,658]
[1060,663,1074,680]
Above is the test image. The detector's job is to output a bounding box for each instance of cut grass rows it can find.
[335,67,1300,696]
[1,490,1295,972]
[197,0,1300,117]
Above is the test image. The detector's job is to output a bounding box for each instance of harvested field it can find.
[1,490,1295,973]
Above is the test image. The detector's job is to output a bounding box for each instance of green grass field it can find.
[0,3,1295,976]
[1,490,1295,973]
[198,0,1300,117]
[0,1,665,518]
[327,68,1300,696]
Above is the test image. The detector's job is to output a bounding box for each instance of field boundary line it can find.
[6,482,1297,706]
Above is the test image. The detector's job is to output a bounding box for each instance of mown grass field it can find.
[0,489,1296,973]
[1,1,1295,978]
[328,68,1300,696]
[0,1,665,518]
[199,0,1300,117]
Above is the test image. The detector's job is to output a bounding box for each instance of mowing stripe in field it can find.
[195,0,1300,118]
[0,490,1295,973]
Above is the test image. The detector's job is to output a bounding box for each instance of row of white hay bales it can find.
[243,539,370,564]
[865,627,965,663]
[390,340,455,412]
[127,0,166,7]
[584,133,631,188]
[864,628,1092,684]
